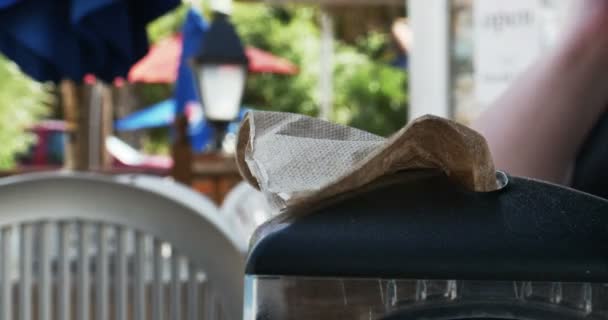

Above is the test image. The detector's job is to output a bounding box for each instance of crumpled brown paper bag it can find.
[236,111,498,213]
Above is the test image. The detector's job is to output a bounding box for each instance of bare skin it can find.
[472,1,608,184]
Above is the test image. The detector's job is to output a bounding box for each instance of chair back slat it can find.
[115,226,129,320]
[171,253,182,320]
[57,223,71,320]
[77,223,92,320]
[187,263,200,320]
[1,227,13,320]
[96,224,110,320]
[134,231,147,320]
[38,222,53,320]
[19,225,33,320]
[152,239,164,320]
[204,290,217,320]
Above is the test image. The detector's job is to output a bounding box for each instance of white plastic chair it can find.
[0,172,246,320]
[220,182,276,245]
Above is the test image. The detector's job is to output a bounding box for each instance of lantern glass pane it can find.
[198,64,246,122]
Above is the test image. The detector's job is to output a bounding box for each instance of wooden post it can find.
[171,115,193,186]
[60,80,112,171]
[191,153,241,204]
[114,84,141,148]
[101,85,113,170]
[86,83,103,170]
[59,81,79,170]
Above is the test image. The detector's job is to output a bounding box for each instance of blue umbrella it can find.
[0,0,19,10]
[114,98,248,152]
[114,99,175,131]
[0,0,180,82]
[174,8,210,152]
[174,8,207,116]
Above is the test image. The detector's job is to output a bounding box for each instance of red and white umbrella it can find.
[128,34,298,83]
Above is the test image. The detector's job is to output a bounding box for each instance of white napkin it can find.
[237,111,498,213]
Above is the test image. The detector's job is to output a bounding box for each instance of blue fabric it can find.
[114,98,239,131]
[392,53,408,69]
[114,98,247,153]
[114,99,175,131]
[0,0,180,82]
[174,9,210,152]
[0,0,20,9]
[174,9,208,115]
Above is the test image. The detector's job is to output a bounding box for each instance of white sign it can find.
[473,0,544,107]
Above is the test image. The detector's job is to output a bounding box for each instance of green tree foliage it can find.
[233,6,321,117]
[147,3,409,136]
[0,55,50,168]
[332,36,408,136]
[233,4,408,136]
[148,5,190,44]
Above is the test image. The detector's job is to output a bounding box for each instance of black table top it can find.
[246,170,608,281]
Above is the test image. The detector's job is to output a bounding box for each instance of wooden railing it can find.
[0,155,242,205]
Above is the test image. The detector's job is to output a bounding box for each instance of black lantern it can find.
[191,11,248,151]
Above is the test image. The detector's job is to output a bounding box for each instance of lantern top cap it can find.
[192,12,248,66]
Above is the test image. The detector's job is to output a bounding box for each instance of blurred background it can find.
[0,0,575,202]
[0,1,587,318]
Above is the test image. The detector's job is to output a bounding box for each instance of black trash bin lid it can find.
[573,112,608,199]
[246,170,608,281]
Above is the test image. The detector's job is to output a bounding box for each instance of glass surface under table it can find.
[244,276,608,320]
